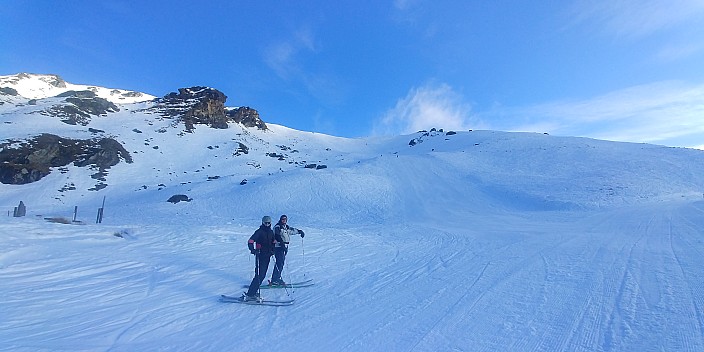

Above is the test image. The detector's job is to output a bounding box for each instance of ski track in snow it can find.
[3,202,704,351]
[0,199,704,351]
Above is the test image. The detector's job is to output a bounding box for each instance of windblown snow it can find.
[2,74,704,351]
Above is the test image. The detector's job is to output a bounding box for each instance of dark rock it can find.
[267,152,284,159]
[148,87,267,131]
[226,106,267,130]
[0,134,132,184]
[234,142,249,156]
[120,91,146,98]
[0,87,19,96]
[56,90,97,99]
[43,92,119,125]
[167,194,192,203]
[155,87,229,131]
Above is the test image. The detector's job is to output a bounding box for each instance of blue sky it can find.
[2,1,703,148]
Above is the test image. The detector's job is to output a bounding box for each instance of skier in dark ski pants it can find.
[270,214,305,285]
[244,216,276,301]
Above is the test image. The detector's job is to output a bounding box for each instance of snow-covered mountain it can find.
[2,73,704,224]
[2,73,704,351]
[0,73,155,104]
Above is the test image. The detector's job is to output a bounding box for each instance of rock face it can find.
[0,87,19,96]
[0,74,272,185]
[156,87,230,131]
[39,90,120,125]
[0,134,132,184]
[226,106,267,129]
[155,87,267,132]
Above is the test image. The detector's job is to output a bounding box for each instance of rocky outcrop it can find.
[42,90,119,125]
[167,194,192,203]
[0,133,132,185]
[226,106,267,129]
[0,87,19,96]
[154,87,267,132]
[155,87,230,131]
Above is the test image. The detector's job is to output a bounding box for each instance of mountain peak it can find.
[0,72,155,103]
[155,86,267,131]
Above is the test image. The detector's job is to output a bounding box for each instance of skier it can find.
[244,216,276,301]
[270,214,305,285]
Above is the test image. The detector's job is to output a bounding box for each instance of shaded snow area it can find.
[3,202,704,352]
[3,76,704,351]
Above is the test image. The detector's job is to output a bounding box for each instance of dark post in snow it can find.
[96,196,106,224]
[13,201,26,217]
[73,206,78,222]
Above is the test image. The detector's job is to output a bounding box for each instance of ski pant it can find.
[246,252,271,296]
[271,246,288,282]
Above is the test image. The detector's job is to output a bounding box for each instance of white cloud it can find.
[570,0,704,38]
[486,81,704,148]
[374,83,477,136]
[263,42,297,80]
[261,27,344,105]
[393,0,420,11]
[656,42,704,62]
[262,26,317,81]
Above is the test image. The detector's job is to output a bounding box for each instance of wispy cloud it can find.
[373,83,478,136]
[262,27,317,81]
[655,42,704,62]
[263,42,297,80]
[570,0,704,38]
[261,27,346,105]
[485,81,704,148]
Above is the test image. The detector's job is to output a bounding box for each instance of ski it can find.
[242,279,314,289]
[220,294,295,306]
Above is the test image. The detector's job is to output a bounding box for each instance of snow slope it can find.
[2,74,704,351]
[0,73,155,103]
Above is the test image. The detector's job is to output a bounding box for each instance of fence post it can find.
[96,196,106,224]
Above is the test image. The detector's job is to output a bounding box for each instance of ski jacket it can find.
[274,222,300,248]
[248,225,275,256]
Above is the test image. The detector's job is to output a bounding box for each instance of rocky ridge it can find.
[0,73,269,186]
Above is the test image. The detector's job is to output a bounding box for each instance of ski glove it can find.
[298,229,305,238]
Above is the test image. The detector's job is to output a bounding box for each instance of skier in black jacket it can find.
[270,214,305,285]
[244,216,276,301]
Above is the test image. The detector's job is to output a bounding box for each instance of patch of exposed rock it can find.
[155,87,229,131]
[0,133,132,185]
[226,106,267,129]
[153,87,267,132]
[42,90,119,125]
[0,87,19,96]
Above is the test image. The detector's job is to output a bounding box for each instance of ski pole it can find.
[281,250,292,296]
[255,249,261,298]
[301,237,306,279]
